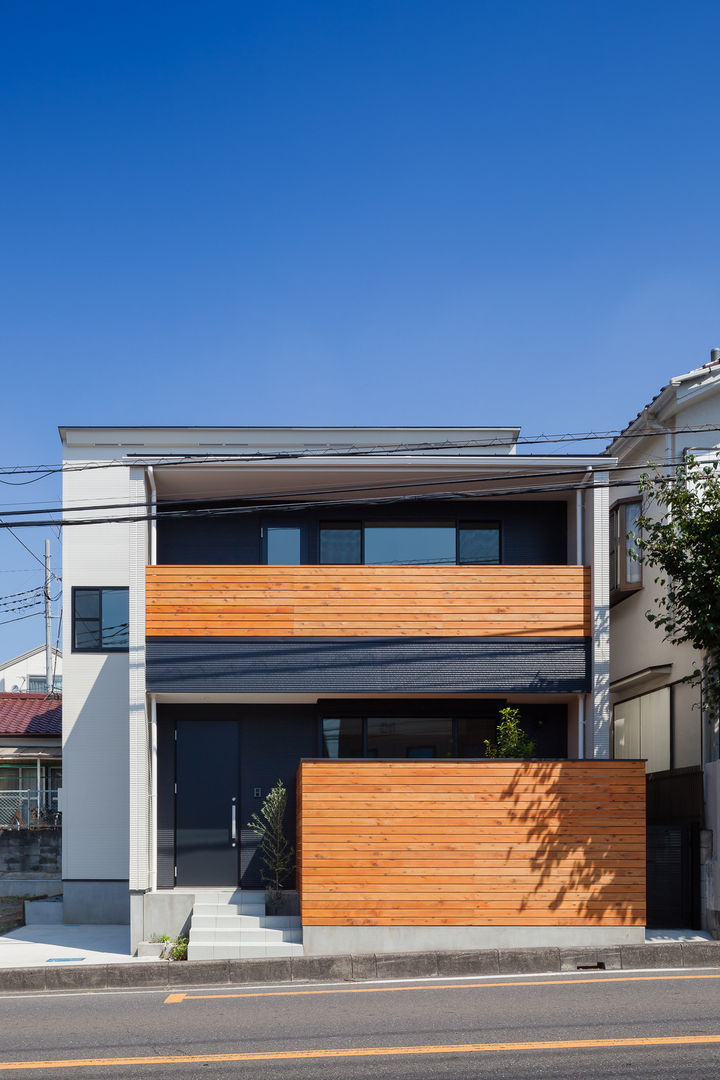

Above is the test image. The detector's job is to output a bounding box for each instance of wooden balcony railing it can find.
[146,564,591,638]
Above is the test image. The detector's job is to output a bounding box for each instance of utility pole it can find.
[45,539,53,693]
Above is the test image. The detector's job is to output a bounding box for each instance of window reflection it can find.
[364,523,456,566]
[366,717,453,758]
[322,717,363,758]
[458,523,500,565]
[266,527,302,565]
[319,523,362,564]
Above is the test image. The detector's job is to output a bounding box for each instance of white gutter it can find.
[578,695,585,760]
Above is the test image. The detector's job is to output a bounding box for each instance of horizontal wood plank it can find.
[146,564,591,638]
[297,760,646,928]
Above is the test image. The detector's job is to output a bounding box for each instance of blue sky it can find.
[0,0,719,662]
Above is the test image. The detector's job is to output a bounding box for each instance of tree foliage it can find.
[634,455,720,715]
[484,706,535,759]
[247,779,295,898]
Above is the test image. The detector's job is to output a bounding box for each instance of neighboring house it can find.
[0,645,62,693]
[0,692,62,828]
[608,352,720,934]
[60,425,646,956]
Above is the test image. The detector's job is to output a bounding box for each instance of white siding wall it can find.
[584,472,610,758]
[61,459,131,882]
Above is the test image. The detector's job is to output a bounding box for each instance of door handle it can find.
[231,797,237,847]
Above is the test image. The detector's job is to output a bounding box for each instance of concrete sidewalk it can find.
[0,924,144,968]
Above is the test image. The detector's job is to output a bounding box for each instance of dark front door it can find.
[176,720,240,886]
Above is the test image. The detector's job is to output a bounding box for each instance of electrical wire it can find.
[1,523,61,581]
[0,420,718,480]
[0,456,700,525]
[0,610,44,628]
[0,474,665,530]
[0,586,45,603]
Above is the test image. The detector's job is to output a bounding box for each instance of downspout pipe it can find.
[147,466,157,565]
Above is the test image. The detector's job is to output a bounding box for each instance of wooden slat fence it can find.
[296,760,645,927]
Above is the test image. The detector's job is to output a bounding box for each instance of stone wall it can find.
[0,829,61,897]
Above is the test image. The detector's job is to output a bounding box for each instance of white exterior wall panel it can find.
[62,460,132,884]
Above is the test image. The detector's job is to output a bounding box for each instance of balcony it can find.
[146,565,591,639]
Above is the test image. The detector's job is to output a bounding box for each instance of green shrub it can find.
[484,706,535,759]
[247,779,295,906]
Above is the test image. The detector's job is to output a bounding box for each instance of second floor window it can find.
[319,521,501,566]
[72,587,129,651]
[609,499,642,601]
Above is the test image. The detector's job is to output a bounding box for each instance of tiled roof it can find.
[610,356,720,449]
[0,693,61,736]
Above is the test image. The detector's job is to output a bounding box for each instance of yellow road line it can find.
[3,1034,720,1070]
[164,971,720,1005]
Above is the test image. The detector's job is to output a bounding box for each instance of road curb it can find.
[0,942,718,994]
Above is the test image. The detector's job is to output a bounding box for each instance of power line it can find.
[1,523,61,580]
[0,474,664,531]
[0,454,706,530]
[0,610,44,628]
[0,456,698,523]
[0,421,718,480]
[0,586,45,603]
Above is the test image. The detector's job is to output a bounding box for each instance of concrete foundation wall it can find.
[141,891,195,942]
[302,924,646,955]
[62,879,130,924]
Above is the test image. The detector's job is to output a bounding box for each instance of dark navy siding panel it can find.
[146,636,590,694]
[156,712,175,889]
[158,512,262,565]
[156,499,567,566]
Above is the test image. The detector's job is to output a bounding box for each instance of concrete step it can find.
[189,927,303,945]
[191,915,263,930]
[191,890,267,905]
[187,941,304,961]
[188,915,302,933]
[186,890,303,961]
[191,902,265,918]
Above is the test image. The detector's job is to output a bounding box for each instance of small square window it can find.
[72,588,129,651]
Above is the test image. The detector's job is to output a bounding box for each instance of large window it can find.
[323,715,498,758]
[365,523,455,566]
[72,588,129,651]
[610,499,642,601]
[319,521,501,566]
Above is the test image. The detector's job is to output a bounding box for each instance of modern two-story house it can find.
[59,426,645,956]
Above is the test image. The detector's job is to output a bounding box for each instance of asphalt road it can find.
[0,968,719,1078]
